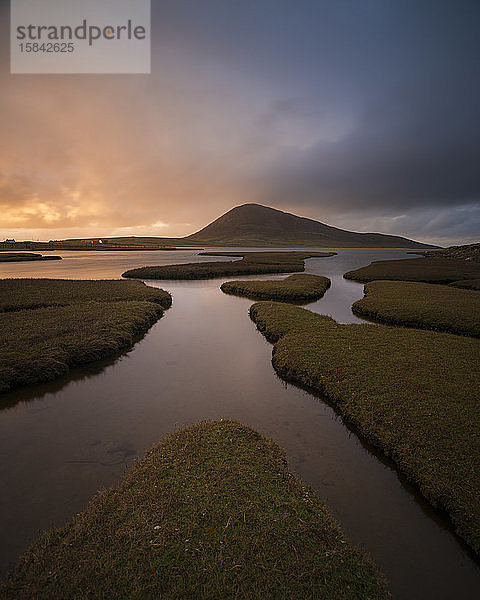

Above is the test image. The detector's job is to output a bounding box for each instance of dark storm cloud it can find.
[1,0,479,244]
[262,87,480,210]
[155,0,480,241]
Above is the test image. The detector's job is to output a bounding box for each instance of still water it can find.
[0,248,479,599]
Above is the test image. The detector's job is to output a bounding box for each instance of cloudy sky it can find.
[1,0,479,245]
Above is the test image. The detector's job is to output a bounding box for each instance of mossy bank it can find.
[352,280,480,337]
[0,421,389,600]
[344,257,480,284]
[0,279,171,394]
[0,253,61,262]
[249,301,480,553]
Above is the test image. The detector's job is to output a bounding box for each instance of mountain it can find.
[183,204,437,248]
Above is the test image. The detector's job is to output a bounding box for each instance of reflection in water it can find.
[0,332,159,413]
[0,249,479,600]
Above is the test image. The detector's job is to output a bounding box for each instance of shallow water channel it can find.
[0,248,479,599]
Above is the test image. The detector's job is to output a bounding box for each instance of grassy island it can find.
[249,302,480,553]
[0,421,389,600]
[344,257,480,284]
[221,274,330,303]
[0,278,172,312]
[0,279,171,394]
[122,251,336,280]
[352,280,480,337]
[0,253,61,262]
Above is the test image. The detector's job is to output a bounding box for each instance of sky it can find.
[1,0,479,246]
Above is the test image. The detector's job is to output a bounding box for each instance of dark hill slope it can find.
[185,204,436,248]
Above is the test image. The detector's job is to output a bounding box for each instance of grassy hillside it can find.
[185,204,436,248]
[0,421,389,600]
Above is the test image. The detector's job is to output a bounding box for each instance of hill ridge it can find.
[184,203,437,248]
